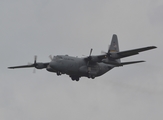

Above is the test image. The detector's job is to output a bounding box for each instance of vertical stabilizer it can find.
[108,34,121,63]
[108,34,119,53]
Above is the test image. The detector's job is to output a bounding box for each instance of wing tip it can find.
[148,46,157,49]
[140,60,146,63]
[8,67,14,69]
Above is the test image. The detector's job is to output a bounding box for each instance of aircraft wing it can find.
[8,64,35,69]
[84,46,156,64]
[8,63,49,69]
[116,46,157,59]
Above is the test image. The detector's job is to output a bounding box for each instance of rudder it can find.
[108,34,121,63]
[108,34,119,53]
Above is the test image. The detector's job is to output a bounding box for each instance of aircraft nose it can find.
[46,61,57,72]
[49,61,56,69]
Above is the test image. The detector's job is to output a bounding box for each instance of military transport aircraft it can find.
[8,34,156,81]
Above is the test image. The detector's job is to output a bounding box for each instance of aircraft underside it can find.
[52,64,112,81]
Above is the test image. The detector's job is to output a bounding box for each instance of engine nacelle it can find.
[35,63,46,69]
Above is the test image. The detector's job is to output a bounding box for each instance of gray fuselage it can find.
[47,55,113,78]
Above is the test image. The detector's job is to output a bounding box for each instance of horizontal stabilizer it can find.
[120,60,145,66]
[103,60,145,66]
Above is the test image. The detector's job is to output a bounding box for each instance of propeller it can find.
[89,48,93,56]
[27,55,37,73]
[101,45,111,57]
[101,44,114,59]
[33,67,36,73]
[101,50,107,54]
[27,56,38,66]
[101,50,111,57]
[28,55,46,72]
[86,48,93,66]
[87,48,93,60]
[34,55,37,65]
[34,55,38,72]
[49,55,53,60]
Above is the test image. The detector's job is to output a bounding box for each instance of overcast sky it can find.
[0,0,163,120]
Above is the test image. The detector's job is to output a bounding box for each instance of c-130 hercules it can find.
[8,34,156,81]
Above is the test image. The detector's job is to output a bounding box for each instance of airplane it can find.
[8,34,157,81]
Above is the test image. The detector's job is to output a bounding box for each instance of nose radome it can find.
[46,62,57,72]
[49,62,55,69]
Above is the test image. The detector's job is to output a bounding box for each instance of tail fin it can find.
[108,34,119,53]
[108,34,121,63]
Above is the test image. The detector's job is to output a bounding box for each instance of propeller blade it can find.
[86,49,93,66]
[49,55,53,60]
[33,68,36,73]
[101,51,107,54]
[34,55,37,64]
[89,48,93,56]
[28,62,32,65]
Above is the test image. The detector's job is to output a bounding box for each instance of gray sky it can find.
[0,0,163,120]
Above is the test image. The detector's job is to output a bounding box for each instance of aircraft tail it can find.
[108,34,121,63]
[108,34,119,53]
[102,34,156,66]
